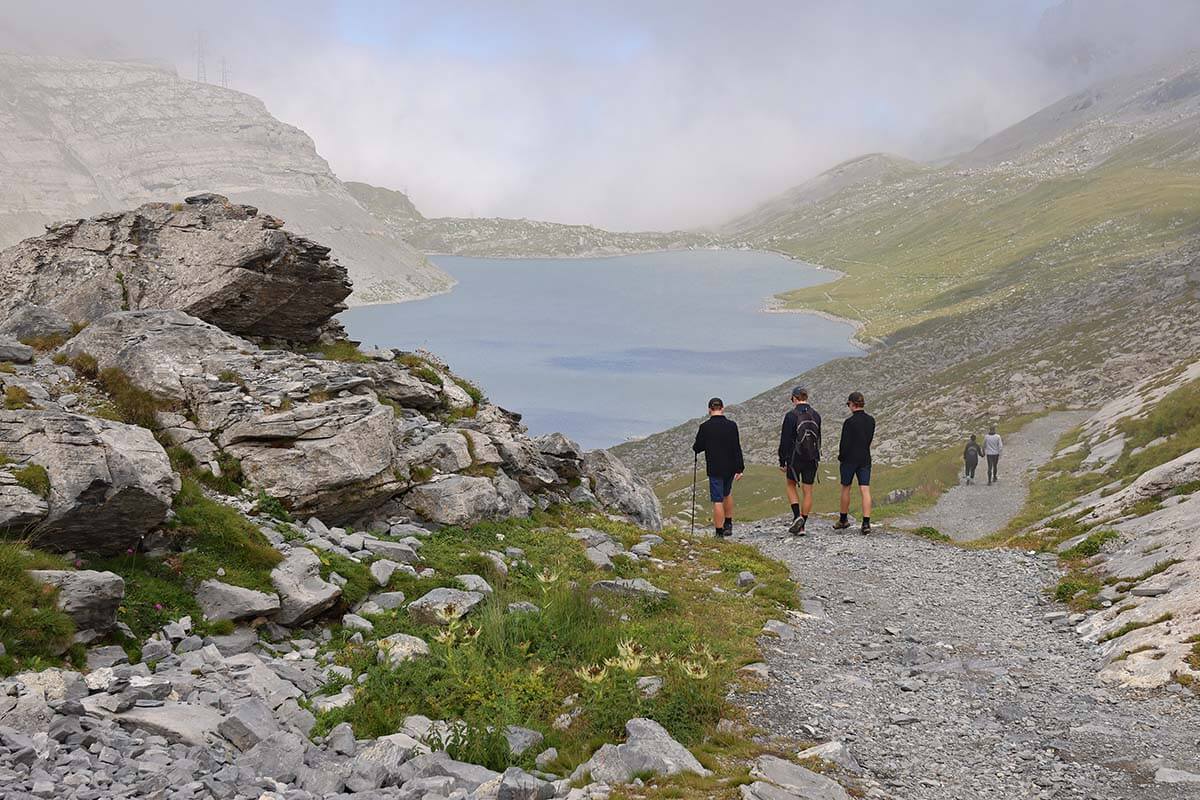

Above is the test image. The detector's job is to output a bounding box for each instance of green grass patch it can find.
[1054,571,1103,612]
[12,463,50,498]
[316,341,369,364]
[1098,613,1174,644]
[0,362,14,374]
[1059,529,1119,561]
[96,366,173,429]
[395,353,442,386]
[314,507,796,775]
[3,386,33,410]
[19,333,68,351]
[912,526,950,542]
[0,543,76,676]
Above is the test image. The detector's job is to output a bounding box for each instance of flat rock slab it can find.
[84,698,224,746]
[408,587,485,625]
[591,578,668,600]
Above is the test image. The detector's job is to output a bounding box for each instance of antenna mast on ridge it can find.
[196,32,207,83]
[221,57,229,88]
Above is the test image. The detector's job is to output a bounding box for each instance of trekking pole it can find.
[690,453,698,537]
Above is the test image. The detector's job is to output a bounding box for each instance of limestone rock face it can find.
[0,53,453,306]
[0,195,351,342]
[271,548,342,626]
[402,475,503,527]
[581,448,663,531]
[0,302,72,343]
[0,409,177,554]
[196,580,282,622]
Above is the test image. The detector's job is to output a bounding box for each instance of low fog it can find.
[2,0,1199,230]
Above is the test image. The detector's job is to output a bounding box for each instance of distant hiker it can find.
[692,397,744,537]
[963,434,983,484]
[834,391,875,534]
[778,385,821,535]
[984,425,1003,485]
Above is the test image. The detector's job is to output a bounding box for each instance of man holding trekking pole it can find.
[692,397,744,538]
[779,386,821,536]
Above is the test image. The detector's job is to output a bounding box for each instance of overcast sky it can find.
[3,1,1199,230]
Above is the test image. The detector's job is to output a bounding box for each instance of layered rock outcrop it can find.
[0,194,351,342]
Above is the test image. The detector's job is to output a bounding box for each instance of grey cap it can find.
[791,385,808,399]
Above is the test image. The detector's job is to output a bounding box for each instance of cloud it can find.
[1,1,1197,230]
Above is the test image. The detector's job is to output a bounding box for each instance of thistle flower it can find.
[575,663,608,684]
[607,654,643,672]
[536,568,560,586]
[679,660,709,680]
[650,651,673,666]
[461,623,481,640]
[617,638,646,659]
[435,604,460,624]
[433,629,456,645]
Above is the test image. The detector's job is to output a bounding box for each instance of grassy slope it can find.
[755,136,1200,339]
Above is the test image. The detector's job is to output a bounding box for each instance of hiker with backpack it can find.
[692,397,744,538]
[963,434,983,485]
[834,391,875,534]
[778,386,821,535]
[984,425,1003,485]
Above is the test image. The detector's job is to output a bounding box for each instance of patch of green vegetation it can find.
[96,366,173,429]
[1098,613,1174,644]
[217,369,246,389]
[1054,571,1103,612]
[315,550,374,609]
[86,479,284,638]
[3,386,33,410]
[12,463,50,498]
[1126,497,1165,518]
[253,490,293,522]
[0,362,14,374]
[1112,644,1156,662]
[1171,480,1200,497]
[1059,529,1119,561]
[452,377,485,406]
[912,526,951,542]
[64,352,98,379]
[396,353,442,386]
[0,543,76,676]
[314,507,795,775]
[195,453,246,496]
[316,340,369,363]
[410,464,435,483]
[19,334,67,351]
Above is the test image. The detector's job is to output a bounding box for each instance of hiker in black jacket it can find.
[778,385,821,536]
[692,397,744,537]
[834,391,876,534]
[963,434,983,485]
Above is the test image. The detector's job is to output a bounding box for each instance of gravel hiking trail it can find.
[899,411,1092,541]
[732,518,1200,799]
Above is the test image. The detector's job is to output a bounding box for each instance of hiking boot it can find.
[832,519,851,530]
[788,516,806,536]
[861,521,871,535]
[722,520,733,537]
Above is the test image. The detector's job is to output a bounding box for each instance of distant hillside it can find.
[0,53,454,305]
[617,52,1200,490]
[346,181,724,258]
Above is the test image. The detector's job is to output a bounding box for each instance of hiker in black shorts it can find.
[778,385,821,535]
[963,434,983,485]
[834,391,875,534]
[692,397,744,537]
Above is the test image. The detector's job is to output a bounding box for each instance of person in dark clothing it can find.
[692,397,744,537]
[963,434,983,484]
[778,385,822,535]
[834,391,876,534]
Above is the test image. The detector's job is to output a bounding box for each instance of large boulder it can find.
[0,195,351,342]
[572,718,709,785]
[61,310,402,518]
[196,579,281,622]
[270,548,342,626]
[0,302,73,343]
[0,336,33,364]
[403,475,503,527]
[407,587,485,626]
[581,449,663,531]
[0,409,177,554]
[27,570,124,636]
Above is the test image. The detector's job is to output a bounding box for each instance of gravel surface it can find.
[732,517,1200,799]
[900,411,1091,541]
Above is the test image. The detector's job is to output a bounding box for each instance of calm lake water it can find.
[340,250,860,449]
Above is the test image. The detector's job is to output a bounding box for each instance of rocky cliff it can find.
[0,53,454,305]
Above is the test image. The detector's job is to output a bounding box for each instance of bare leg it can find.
[712,502,725,529]
[861,485,872,518]
[785,479,799,506]
[801,484,814,516]
[723,493,734,522]
[840,484,852,515]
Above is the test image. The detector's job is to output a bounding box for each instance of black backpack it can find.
[792,407,820,463]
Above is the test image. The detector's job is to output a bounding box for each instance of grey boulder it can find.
[27,570,124,634]
[0,302,73,343]
[403,474,503,527]
[572,717,709,784]
[0,410,177,554]
[270,548,342,625]
[408,587,486,625]
[581,448,663,530]
[0,336,33,364]
[196,579,281,622]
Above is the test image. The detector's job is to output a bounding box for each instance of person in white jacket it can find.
[984,425,1003,485]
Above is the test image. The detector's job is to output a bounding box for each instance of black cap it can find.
[791,385,808,399]
[708,397,724,409]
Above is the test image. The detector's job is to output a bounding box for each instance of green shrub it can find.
[12,463,50,498]
[1054,570,1102,610]
[66,352,99,379]
[253,490,293,522]
[3,386,33,410]
[317,341,369,363]
[1059,529,1119,560]
[396,353,442,386]
[913,526,950,542]
[0,543,75,676]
